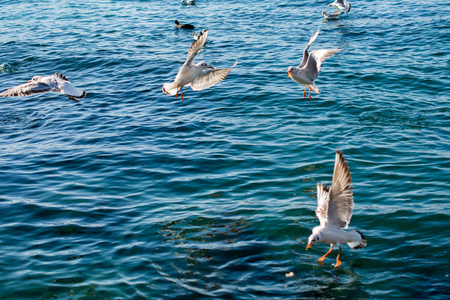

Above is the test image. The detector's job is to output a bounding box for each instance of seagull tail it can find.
[309,83,320,94]
[348,230,367,249]
[162,82,179,96]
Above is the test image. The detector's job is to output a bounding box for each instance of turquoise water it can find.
[0,0,449,298]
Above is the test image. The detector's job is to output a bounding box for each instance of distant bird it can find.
[306,150,367,268]
[0,72,85,102]
[287,30,341,100]
[328,0,351,13]
[322,10,344,20]
[175,20,195,29]
[181,0,195,5]
[162,30,237,101]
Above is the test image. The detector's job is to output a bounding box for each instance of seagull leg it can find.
[318,244,333,262]
[335,245,342,268]
[303,85,307,98]
[308,87,312,100]
[68,96,79,103]
[175,85,180,99]
[180,86,184,101]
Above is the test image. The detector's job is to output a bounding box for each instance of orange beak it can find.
[287,71,292,78]
[306,244,311,250]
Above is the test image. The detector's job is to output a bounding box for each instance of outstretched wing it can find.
[181,29,209,72]
[190,60,237,91]
[303,48,342,82]
[0,81,51,97]
[298,30,320,68]
[327,150,354,229]
[316,182,330,227]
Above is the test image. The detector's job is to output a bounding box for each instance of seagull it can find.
[287,30,341,100]
[162,30,237,101]
[0,72,86,102]
[322,10,344,20]
[181,0,195,5]
[327,0,351,13]
[175,20,195,29]
[306,150,367,268]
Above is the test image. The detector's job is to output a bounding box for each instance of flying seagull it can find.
[328,0,351,13]
[0,72,86,102]
[306,150,367,267]
[287,30,341,100]
[162,29,237,101]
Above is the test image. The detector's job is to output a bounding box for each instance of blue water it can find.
[0,0,449,299]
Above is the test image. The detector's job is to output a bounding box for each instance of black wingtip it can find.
[351,230,367,249]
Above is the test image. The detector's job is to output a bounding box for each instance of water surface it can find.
[0,0,449,298]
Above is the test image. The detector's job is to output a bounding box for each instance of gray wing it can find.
[0,81,51,97]
[298,30,320,68]
[190,60,237,91]
[303,48,342,82]
[315,183,330,227]
[180,29,209,72]
[327,150,354,229]
[329,0,345,8]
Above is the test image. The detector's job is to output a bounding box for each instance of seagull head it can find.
[306,232,322,250]
[28,76,43,83]
[197,61,214,70]
[287,66,295,78]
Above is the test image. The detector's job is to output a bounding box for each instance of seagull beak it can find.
[306,244,312,250]
[287,71,292,78]
[208,66,214,69]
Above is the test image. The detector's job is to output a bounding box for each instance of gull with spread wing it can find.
[162,29,237,101]
[287,30,341,100]
[0,72,85,102]
[306,150,367,267]
[328,0,351,13]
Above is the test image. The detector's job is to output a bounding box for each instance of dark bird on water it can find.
[175,20,195,29]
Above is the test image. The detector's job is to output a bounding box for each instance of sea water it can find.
[0,0,448,298]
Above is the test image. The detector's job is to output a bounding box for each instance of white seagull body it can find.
[322,10,344,20]
[0,72,86,102]
[181,0,195,5]
[328,0,351,13]
[306,150,367,267]
[162,29,237,101]
[287,30,341,100]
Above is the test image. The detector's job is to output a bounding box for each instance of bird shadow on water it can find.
[154,215,272,298]
[289,249,370,299]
